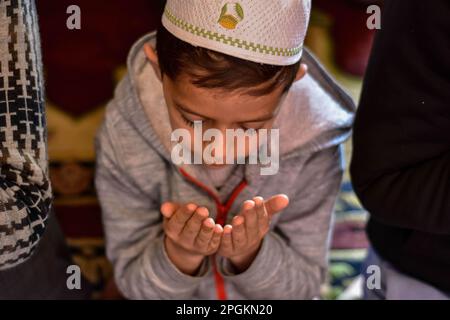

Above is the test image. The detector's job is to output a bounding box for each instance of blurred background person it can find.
[351,0,450,299]
[0,0,90,299]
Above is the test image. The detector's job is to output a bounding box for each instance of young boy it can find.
[95,0,355,299]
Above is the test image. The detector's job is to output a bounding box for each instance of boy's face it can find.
[162,73,284,167]
[144,44,306,167]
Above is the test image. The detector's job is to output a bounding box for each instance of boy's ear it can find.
[144,43,162,81]
[293,63,308,83]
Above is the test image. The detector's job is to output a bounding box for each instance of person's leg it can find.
[0,214,93,299]
[363,246,449,300]
[383,261,449,300]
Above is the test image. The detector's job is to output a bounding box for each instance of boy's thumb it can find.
[265,194,289,216]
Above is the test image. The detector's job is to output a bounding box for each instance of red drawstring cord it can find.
[179,168,247,300]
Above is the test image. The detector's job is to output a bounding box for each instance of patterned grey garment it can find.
[0,0,52,269]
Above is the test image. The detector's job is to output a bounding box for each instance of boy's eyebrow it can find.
[175,102,210,119]
[175,102,275,123]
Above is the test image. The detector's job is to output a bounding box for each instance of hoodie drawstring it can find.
[179,168,247,300]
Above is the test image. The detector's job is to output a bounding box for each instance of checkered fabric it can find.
[0,0,52,269]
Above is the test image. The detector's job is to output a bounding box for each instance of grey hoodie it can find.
[95,31,355,300]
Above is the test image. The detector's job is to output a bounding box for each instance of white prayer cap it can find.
[161,0,311,66]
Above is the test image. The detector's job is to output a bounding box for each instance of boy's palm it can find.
[160,194,289,257]
[216,195,289,271]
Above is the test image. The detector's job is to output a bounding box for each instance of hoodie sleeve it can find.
[217,146,343,299]
[95,104,211,299]
[0,0,52,270]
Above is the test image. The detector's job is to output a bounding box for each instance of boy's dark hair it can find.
[156,25,300,96]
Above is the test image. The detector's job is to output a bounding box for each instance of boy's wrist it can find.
[164,236,206,275]
[227,241,262,273]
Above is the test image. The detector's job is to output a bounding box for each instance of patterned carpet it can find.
[325,178,368,299]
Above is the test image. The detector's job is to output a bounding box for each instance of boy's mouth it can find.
[205,163,227,169]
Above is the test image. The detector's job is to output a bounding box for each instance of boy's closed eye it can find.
[176,103,272,131]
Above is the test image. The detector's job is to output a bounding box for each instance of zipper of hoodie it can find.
[179,168,247,300]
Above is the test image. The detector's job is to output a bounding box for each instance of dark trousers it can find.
[0,213,92,299]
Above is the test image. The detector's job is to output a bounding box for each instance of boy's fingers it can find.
[264,194,289,217]
[231,215,247,249]
[160,202,180,219]
[170,203,197,235]
[208,224,223,252]
[219,225,233,255]
[194,217,215,250]
[239,199,255,215]
[181,207,209,242]
[243,198,258,229]
[241,200,258,241]
[253,196,269,234]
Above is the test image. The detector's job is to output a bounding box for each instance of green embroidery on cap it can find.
[164,8,301,58]
[218,3,244,30]
[235,3,244,20]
